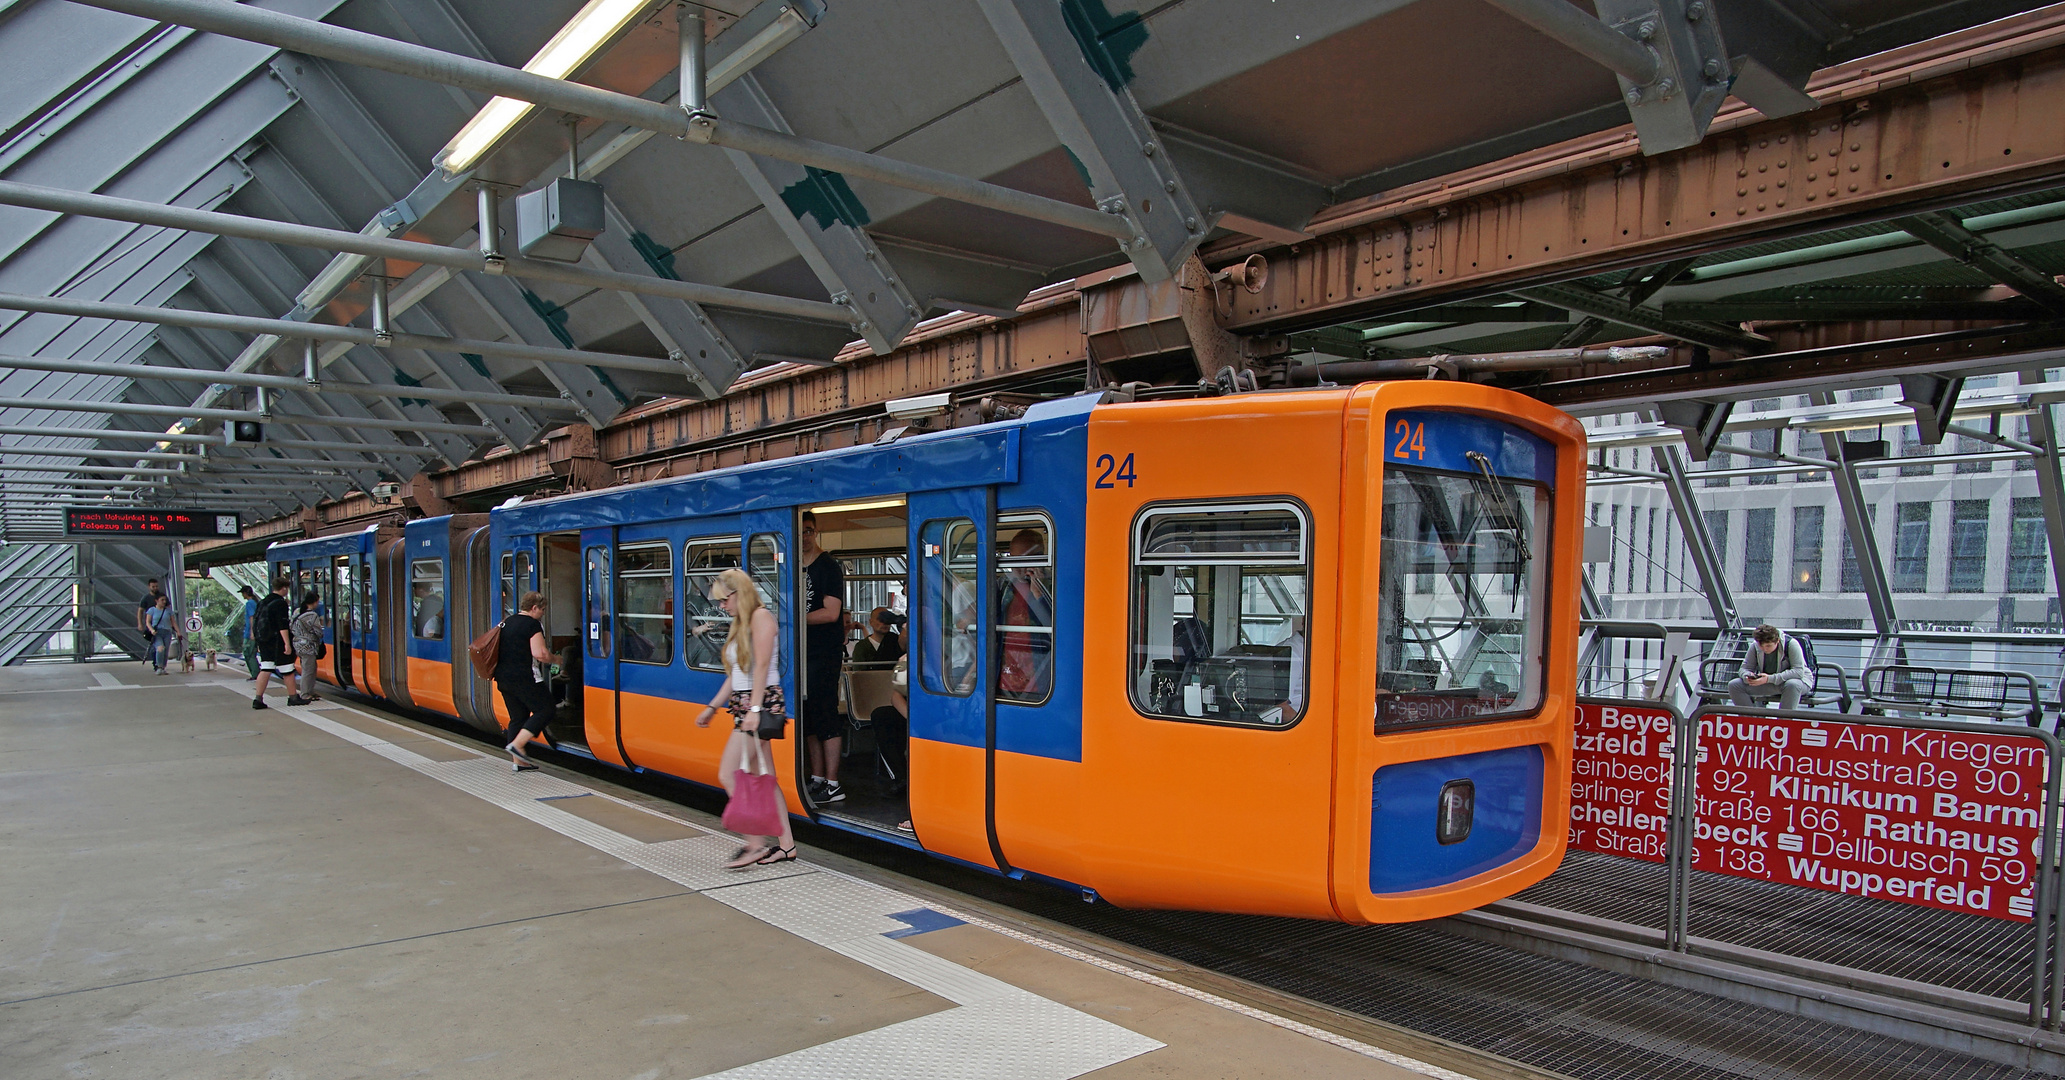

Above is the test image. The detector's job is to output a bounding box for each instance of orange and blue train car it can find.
[270,382,1585,922]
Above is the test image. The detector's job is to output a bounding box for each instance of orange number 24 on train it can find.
[1391,418,1427,461]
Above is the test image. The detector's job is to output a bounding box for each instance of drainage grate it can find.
[1517,851,2038,1001]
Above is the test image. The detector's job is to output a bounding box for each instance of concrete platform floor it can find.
[0,662,1527,1079]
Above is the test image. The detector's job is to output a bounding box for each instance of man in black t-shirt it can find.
[498,591,558,772]
[136,578,162,667]
[251,578,295,710]
[799,511,847,803]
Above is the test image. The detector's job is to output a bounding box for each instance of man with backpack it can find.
[1729,623,1814,710]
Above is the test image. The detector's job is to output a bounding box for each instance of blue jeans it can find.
[152,636,172,671]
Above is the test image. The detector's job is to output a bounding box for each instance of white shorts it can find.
[260,658,297,675]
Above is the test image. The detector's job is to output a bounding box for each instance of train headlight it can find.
[1436,779,1475,846]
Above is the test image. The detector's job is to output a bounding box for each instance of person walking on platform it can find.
[696,568,796,867]
[1728,623,1814,710]
[496,591,558,772]
[798,511,847,804]
[251,578,295,710]
[239,585,260,680]
[289,591,324,707]
[136,577,163,668]
[147,595,177,675]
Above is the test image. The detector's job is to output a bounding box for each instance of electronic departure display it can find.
[64,509,242,538]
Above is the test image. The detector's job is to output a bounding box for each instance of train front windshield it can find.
[1376,467,1548,730]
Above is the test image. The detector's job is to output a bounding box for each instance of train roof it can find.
[490,391,1102,533]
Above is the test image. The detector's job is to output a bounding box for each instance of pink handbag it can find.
[722,744,785,837]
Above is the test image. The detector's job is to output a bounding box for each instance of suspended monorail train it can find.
[269,381,1585,922]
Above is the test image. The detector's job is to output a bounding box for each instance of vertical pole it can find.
[2025,404,2065,625]
[74,542,92,661]
[679,4,707,115]
[1814,419,1897,638]
[368,266,391,346]
[302,338,320,387]
[1653,444,1737,629]
[565,114,582,181]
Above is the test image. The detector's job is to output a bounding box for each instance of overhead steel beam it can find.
[0,395,490,436]
[1219,37,2065,334]
[0,445,379,467]
[68,0,1144,250]
[0,464,345,478]
[1813,393,1897,637]
[713,74,922,352]
[0,291,686,377]
[1651,443,1738,629]
[442,272,627,427]
[0,423,441,454]
[0,179,854,327]
[974,0,1205,283]
[1895,210,2065,317]
[582,200,741,400]
[0,353,577,411]
[1516,283,1770,353]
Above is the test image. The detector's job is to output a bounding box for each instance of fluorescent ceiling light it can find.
[435,0,659,175]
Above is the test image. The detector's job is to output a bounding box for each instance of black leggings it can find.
[871,705,908,778]
[501,681,554,738]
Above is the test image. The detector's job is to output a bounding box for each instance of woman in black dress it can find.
[497,591,559,772]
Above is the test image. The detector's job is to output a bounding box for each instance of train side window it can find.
[499,550,532,619]
[585,546,611,659]
[410,558,446,640]
[745,533,787,630]
[996,512,1055,705]
[683,537,743,671]
[1130,503,1308,727]
[616,542,674,666]
[918,518,980,697]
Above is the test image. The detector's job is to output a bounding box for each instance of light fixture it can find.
[885,392,952,420]
[435,0,661,175]
[809,497,908,516]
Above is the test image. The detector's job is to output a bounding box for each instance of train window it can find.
[410,559,445,640]
[683,537,742,671]
[1376,469,1549,731]
[586,546,611,659]
[996,512,1054,705]
[616,542,674,666]
[745,533,787,643]
[1130,503,1308,727]
[918,518,980,697]
[499,550,532,619]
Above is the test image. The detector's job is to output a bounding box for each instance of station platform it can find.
[0,662,1519,1080]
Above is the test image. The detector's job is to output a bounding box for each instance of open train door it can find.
[905,487,1000,869]
[737,509,799,812]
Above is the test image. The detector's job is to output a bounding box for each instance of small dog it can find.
[180,649,197,674]
[202,650,217,672]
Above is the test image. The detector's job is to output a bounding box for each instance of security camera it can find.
[884,392,951,421]
[370,481,401,503]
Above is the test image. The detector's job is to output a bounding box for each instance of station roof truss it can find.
[0,0,2058,549]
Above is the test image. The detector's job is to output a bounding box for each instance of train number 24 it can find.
[1095,452,1137,489]
[1391,419,1427,461]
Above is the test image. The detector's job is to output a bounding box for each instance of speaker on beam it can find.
[226,420,265,445]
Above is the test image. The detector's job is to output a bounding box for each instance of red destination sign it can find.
[1693,713,2048,921]
[1569,702,1678,863]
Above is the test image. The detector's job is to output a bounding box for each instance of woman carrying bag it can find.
[696,568,796,868]
[493,591,560,772]
[288,591,325,705]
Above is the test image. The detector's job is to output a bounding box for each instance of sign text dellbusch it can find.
[1694,714,2045,921]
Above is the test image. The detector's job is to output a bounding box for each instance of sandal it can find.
[723,844,773,870]
[756,845,798,865]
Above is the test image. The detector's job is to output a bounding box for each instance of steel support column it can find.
[2025,403,2065,627]
[1814,394,1898,637]
[1652,442,1738,628]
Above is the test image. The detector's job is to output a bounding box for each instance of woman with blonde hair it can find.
[696,568,796,867]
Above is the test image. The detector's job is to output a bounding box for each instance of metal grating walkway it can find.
[1516,851,2038,1001]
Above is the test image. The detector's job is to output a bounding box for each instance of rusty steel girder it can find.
[1219,12,2065,336]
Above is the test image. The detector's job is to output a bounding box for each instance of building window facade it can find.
[1743,507,1775,592]
[1893,502,1932,592]
[1948,500,1989,593]
[2010,497,2050,594]
[1791,505,1823,592]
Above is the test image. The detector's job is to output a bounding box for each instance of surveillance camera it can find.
[370,481,401,503]
[884,392,951,421]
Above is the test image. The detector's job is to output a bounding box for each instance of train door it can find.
[906,488,999,869]
[739,511,798,807]
[357,546,380,698]
[579,528,626,765]
[330,554,354,691]
[538,533,585,750]
[490,537,538,740]
[454,524,498,733]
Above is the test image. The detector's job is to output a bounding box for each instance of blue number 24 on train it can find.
[270,379,1585,923]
